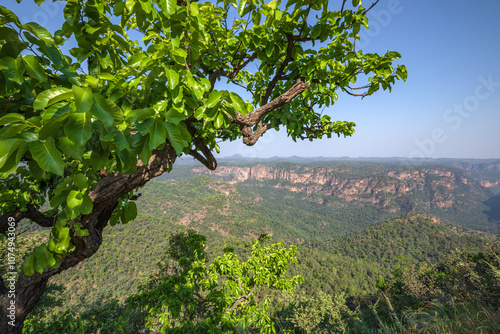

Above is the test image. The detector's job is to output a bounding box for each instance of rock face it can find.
[190,163,497,212]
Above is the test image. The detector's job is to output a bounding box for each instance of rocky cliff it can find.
[191,164,489,210]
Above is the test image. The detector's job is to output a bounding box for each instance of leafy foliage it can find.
[370,239,500,333]
[0,0,405,285]
[127,230,303,333]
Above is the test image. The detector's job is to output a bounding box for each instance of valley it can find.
[20,158,500,332]
[27,160,498,307]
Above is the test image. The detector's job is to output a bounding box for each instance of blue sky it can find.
[4,0,500,159]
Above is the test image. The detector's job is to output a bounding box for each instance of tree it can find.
[127,230,303,333]
[0,0,406,331]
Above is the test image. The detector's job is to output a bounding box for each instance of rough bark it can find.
[229,79,310,145]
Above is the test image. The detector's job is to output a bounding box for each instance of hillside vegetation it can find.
[14,160,500,332]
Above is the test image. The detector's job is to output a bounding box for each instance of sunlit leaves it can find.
[162,0,177,16]
[22,55,48,82]
[1,56,25,84]
[229,92,248,116]
[33,87,73,111]
[28,137,65,176]
[23,22,55,47]
[148,118,167,150]
[190,2,199,16]
[128,231,302,332]
[206,91,224,109]
[64,110,92,146]
[67,190,83,210]
[92,93,115,128]
[72,85,93,114]
[34,244,56,273]
[0,113,24,125]
[166,68,180,89]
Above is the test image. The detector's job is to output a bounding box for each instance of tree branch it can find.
[227,282,256,313]
[232,79,310,128]
[0,205,56,235]
[261,35,296,105]
[186,123,218,170]
[227,79,310,145]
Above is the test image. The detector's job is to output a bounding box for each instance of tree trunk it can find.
[0,144,178,332]
[0,276,48,333]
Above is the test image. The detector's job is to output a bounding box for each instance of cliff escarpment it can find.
[179,162,499,233]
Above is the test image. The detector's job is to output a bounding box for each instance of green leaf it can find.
[121,201,137,223]
[67,190,83,209]
[238,0,248,16]
[50,193,67,209]
[80,194,93,215]
[190,2,199,16]
[0,113,24,126]
[214,112,224,128]
[45,45,65,69]
[164,0,177,15]
[39,113,68,140]
[23,22,54,47]
[125,0,135,12]
[165,122,185,155]
[133,108,155,122]
[90,150,109,170]
[98,72,117,82]
[265,44,275,58]
[167,68,180,89]
[22,55,48,82]
[0,27,17,41]
[72,173,88,190]
[54,226,71,253]
[64,111,92,146]
[148,118,167,150]
[0,144,28,174]
[72,86,93,114]
[206,90,223,108]
[194,105,206,120]
[115,148,136,173]
[0,6,21,26]
[92,93,114,128]
[2,56,25,85]
[29,137,65,176]
[74,223,90,237]
[171,48,187,58]
[0,139,22,169]
[33,87,73,111]
[229,92,248,115]
[57,136,84,159]
[61,68,81,86]
[165,108,186,125]
[311,24,322,39]
[34,244,56,269]
[23,254,35,276]
[113,131,130,150]
[128,53,145,68]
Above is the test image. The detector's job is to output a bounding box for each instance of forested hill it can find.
[22,160,498,332]
[29,170,493,315]
[158,160,500,233]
